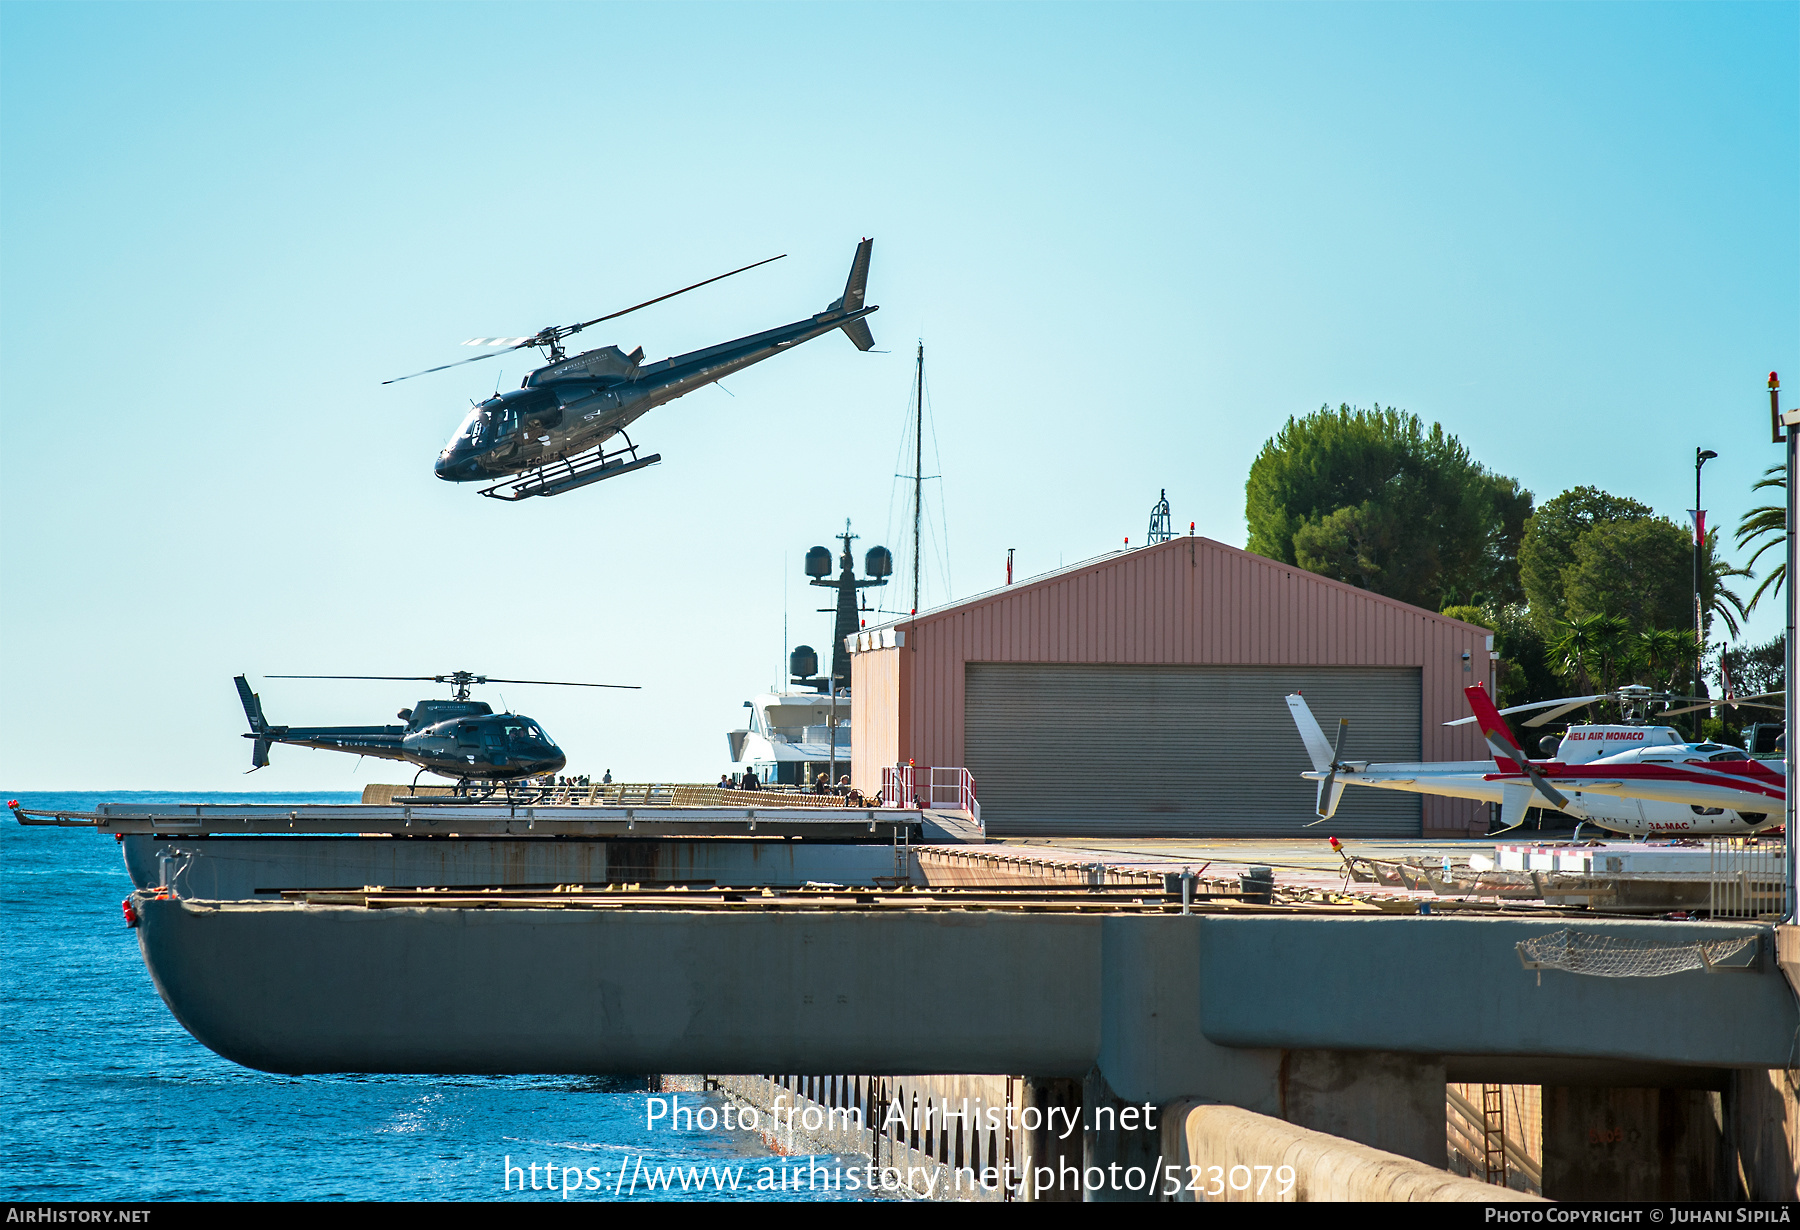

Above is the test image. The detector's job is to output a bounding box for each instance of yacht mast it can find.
[912,342,924,615]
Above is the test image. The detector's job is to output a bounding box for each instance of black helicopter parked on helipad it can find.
[234,671,637,788]
[386,238,878,501]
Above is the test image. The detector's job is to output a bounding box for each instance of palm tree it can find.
[1588,614,1633,696]
[1736,465,1785,614]
[1549,613,1634,721]
[1547,613,1602,695]
[1701,528,1752,639]
[1637,627,1697,694]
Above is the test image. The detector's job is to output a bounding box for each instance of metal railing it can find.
[880,766,979,828]
[369,782,861,809]
[1708,835,1788,919]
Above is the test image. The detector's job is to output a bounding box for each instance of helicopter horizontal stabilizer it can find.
[840,317,876,351]
[1497,781,1534,831]
[1316,776,1347,821]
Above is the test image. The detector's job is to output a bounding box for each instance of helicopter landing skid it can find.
[394,781,552,805]
[478,436,662,501]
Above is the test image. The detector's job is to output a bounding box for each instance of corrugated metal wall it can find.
[850,537,1494,833]
[965,664,1421,836]
[851,647,902,792]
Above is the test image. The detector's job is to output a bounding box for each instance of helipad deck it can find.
[11,800,923,841]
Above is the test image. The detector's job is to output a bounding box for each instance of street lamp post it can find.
[1694,447,1717,740]
[1773,372,1795,925]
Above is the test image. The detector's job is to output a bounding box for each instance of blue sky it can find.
[2,2,1795,788]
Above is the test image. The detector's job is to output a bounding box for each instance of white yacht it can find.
[725,685,851,788]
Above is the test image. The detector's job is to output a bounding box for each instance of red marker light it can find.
[1772,372,1781,390]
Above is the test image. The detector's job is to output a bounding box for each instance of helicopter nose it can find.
[435,453,481,482]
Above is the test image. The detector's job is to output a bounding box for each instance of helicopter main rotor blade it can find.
[1444,694,1605,728]
[1698,689,1787,705]
[382,255,784,386]
[1443,686,1788,729]
[267,673,638,690]
[564,254,786,336]
[1658,699,1786,718]
[381,342,534,385]
[266,674,444,682]
[478,677,641,690]
[1521,697,1611,728]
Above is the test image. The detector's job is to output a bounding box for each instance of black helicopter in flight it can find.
[386,238,878,501]
[234,672,637,785]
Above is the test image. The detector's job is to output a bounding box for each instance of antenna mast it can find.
[1148,489,1173,544]
[912,342,924,615]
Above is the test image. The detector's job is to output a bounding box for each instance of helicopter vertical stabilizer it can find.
[234,675,274,769]
[828,238,876,351]
[1284,694,1334,772]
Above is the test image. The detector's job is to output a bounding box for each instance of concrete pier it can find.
[130,893,1795,1082]
[1165,1102,1540,1202]
[120,834,914,897]
[38,799,1798,1202]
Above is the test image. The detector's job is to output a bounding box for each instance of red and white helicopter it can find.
[1287,683,1785,837]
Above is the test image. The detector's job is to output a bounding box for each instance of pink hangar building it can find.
[845,536,1497,837]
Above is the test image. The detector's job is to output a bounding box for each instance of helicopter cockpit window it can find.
[454,405,486,446]
[1706,749,1749,762]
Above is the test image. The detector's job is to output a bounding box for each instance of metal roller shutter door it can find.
[965,664,1422,837]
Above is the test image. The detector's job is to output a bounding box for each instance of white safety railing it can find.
[1708,836,1788,919]
[880,766,980,829]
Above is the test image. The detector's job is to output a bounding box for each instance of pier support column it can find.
[1017,1077,1082,1202]
[1541,1086,1724,1200]
[1726,1068,1800,1200]
[1279,1050,1447,1167]
[1080,1068,1164,1201]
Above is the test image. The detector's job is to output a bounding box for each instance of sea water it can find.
[1,792,877,1202]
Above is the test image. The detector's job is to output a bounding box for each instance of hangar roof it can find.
[846,537,1491,655]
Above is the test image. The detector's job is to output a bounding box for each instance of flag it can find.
[1686,509,1707,545]
[1722,658,1738,710]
